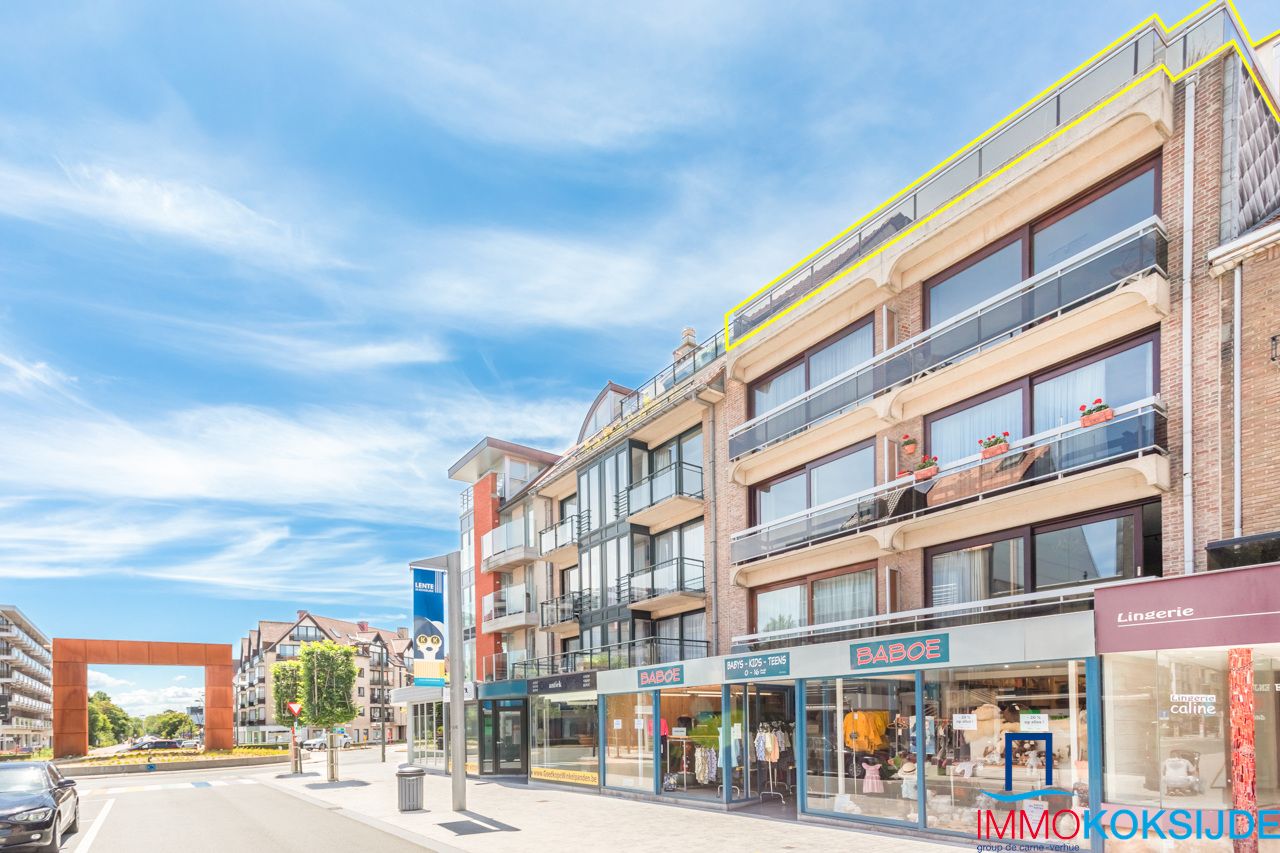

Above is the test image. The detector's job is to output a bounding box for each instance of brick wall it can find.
[1234,244,1280,535]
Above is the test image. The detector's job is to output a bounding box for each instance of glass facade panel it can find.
[1032,169,1156,272]
[752,363,805,416]
[1034,515,1135,589]
[810,447,874,507]
[805,675,918,822]
[659,686,724,800]
[931,537,1025,606]
[530,691,599,786]
[756,473,807,525]
[929,241,1024,326]
[923,661,1090,832]
[810,324,875,387]
[409,700,446,770]
[603,692,654,792]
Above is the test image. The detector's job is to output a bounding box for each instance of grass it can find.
[63,747,294,767]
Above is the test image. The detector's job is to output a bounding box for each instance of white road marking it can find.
[75,797,114,853]
[81,778,258,796]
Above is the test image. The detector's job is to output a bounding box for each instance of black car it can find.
[0,761,78,851]
[131,739,182,751]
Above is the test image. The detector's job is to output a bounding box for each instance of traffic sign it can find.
[286,702,302,717]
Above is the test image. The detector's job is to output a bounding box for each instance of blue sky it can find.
[1,1,1276,715]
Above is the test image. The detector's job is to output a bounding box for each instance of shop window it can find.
[658,686,724,801]
[530,691,598,786]
[603,692,654,792]
[748,319,874,417]
[804,674,918,822]
[923,661,1090,832]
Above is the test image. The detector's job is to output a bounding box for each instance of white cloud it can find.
[88,670,132,689]
[173,675,188,682]
[114,685,205,718]
[0,351,77,400]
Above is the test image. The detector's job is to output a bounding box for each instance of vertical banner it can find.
[413,568,447,687]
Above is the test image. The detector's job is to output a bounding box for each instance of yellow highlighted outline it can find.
[723,0,1280,351]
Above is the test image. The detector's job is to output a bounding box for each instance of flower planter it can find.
[1080,407,1114,428]
[901,441,918,456]
[914,466,938,482]
[980,444,1009,460]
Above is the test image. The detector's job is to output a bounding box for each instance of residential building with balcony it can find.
[0,605,52,753]
[234,611,412,745]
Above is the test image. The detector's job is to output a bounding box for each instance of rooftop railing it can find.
[729,218,1168,459]
[732,398,1166,564]
[513,636,709,679]
[727,6,1234,342]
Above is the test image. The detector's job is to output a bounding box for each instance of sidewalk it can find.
[253,757,967,853]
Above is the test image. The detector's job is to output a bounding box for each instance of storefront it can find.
[1096,563,1280,823]
[594,609,1100,839]
[475,681,528,776]
[528,672,599,786]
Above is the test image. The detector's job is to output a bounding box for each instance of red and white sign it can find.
[286,702,302,717]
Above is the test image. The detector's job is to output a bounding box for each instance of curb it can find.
[255,773,468,853]
[62,753,302,777]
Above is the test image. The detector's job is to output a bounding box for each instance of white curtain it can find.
[813,571,875,624]
[753,363,806,414]
[930,390,1024,465]
[1033,361,1106,431]
[810,324,874,387]
[931,549,989,605]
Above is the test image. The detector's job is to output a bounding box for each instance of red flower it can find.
[1002,431,1009,437]
[1094,398,1103,404]
[1079,404,1086,411]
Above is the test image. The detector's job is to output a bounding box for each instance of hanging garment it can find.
[706,746,718,781]
[764,731,780,763]
[775,729,791,752]
[695,748,708,784]
[843,711,889,751]
[861,760,884,794]
[754,730,767,762]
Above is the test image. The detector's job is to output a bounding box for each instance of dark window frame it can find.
[746,313,876,420]
[922,155,1161,329]
[748,437,876,527]
[749,562,878,633]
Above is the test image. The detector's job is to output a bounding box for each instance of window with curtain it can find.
[929,389,1024,465]
[928,240,1024,326]
[756,473,807,525]
[809,446,875,507]
[681,611,706,649]
[930,538,1024,605]
[1032,168,1157,272]
[1032,341,1154,430]
[1035,515,1136,588]
[752,363,805,416]
[812,570,876,624]
[809,323,874,387]
[756,585,808,632]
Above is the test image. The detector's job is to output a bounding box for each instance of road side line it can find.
[75,797,114,853]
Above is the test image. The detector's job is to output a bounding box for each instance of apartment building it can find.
[402,5,1280,844]
[234,611,412,745]
[0,605,52,753]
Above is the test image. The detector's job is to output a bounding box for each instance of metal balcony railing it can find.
[480,650,529,683]
[733,583,1119,651]
[730,219,1168,459]
[732,399,1166,564]
[539,591,594,628]
[539,512,587,555]
[482,583,534,623]
[513,636,709,679]
[624,558,706,604]
[727,5,1236,342]
[623,462,704,517]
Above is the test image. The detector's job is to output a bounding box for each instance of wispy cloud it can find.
[89,669,133,689]
[114,685,204,718]
[0,350,77,399]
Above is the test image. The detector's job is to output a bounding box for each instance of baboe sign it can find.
[849,633,949,670]
[637,664,684,688]
[412,567,447,687]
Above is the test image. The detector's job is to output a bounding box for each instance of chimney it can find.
[672,327,697,362]
[296,609,307,620]
[397,627,409,639]
[357,621,369,632]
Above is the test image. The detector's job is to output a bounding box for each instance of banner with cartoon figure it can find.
[413,568,447,687]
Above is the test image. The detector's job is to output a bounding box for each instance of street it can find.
[63,751,424,853]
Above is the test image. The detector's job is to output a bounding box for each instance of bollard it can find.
[396,765,426,812]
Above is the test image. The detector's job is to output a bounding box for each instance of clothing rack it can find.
[755,720,794,803]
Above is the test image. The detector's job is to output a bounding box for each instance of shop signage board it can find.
[724,652,790,680]
[1095,562,1280,652]
[671,727,687,737]
[529,766,598,786]
[637,664,684,688]
[528,671,595,695]
[849,633,949,671]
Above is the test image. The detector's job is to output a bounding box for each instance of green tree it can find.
[87,691,141,747]
[298,640,357,729]
[143,710,196,738]
[271,659,303,724]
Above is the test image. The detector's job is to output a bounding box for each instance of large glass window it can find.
[754,443,875,526]
[755,585,808,632]
[1032,339,1154,430]
[749,319,874,416]
[928,240,1023,326]
[930,536,1024,606]
[1032,168,1157,272]
[755,474,807,524]
[530,691,599,786]
[805,675,918,822]
[753,566,875,632]
[659,686,724,801]
[1034,514,1135,589]
[924,661,1090,833]
[928,389,1024,464]
[603,692,654,792]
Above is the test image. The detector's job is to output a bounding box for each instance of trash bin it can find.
[396,765,426,812]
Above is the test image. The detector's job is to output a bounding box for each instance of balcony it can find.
[725,6,1231,347]
[513,636,709,679]
[622,462,705,531]
[480,519,538,573]
[481,583,537,634]
[539,591,592,637]
[731,400,1168,581]
[729,219,1169,476]
[624,558,707,615]
[539,513,586,565]
[480,650,528,683]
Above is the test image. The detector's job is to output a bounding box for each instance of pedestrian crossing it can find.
[80,778,259,796]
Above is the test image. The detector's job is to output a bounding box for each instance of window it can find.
[924,159,1158,326]
[1034,512,1136,589]
[753,442,875,526]
[927,389,1024,464]
[291,625,324,642]
[752,566,876,632]
[929,535,1024,606]
[602,692,653,791]
[1032,338,1155,430]
[358,687,365,697]
[749,319,874,417]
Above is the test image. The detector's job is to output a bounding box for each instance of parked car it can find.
[301,734,352,751]
[179,740,200,749]
[130,739,182,751]
[0,761,79,851]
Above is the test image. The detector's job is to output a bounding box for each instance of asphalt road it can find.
[62,751,424,853]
